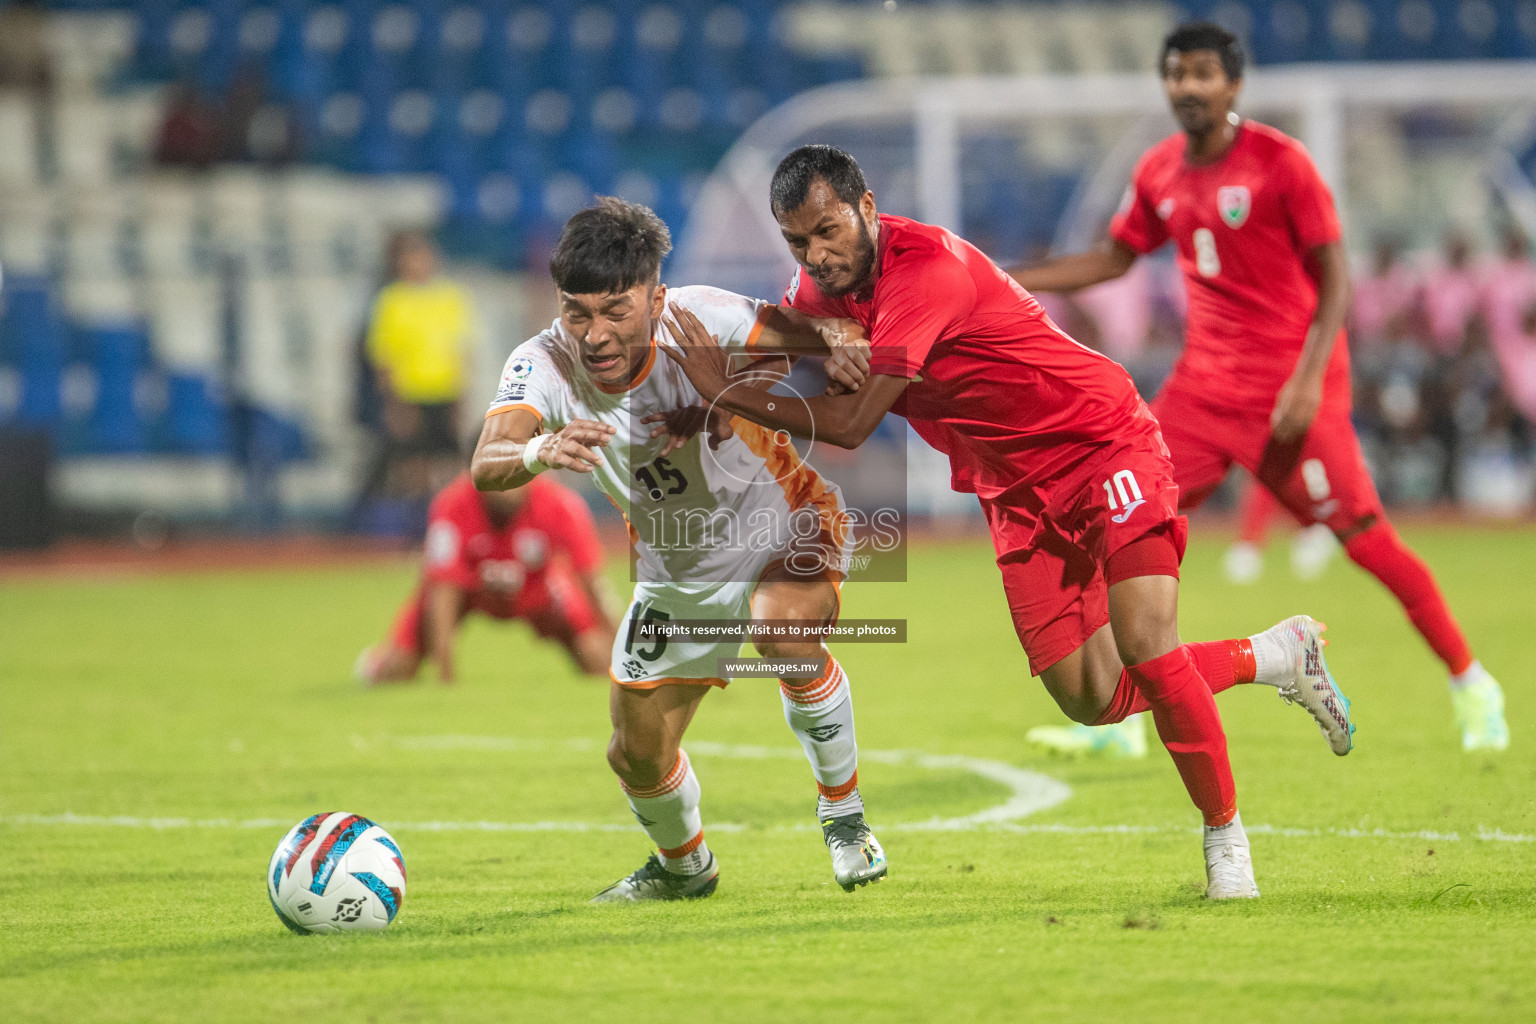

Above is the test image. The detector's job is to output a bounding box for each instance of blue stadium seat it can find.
[82,324,151,454]
[4,277,67,431]
[165,371,229,454]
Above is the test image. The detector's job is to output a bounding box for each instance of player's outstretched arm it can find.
[661,304,904,450]
[423,581,464,683]
[1271,239,1353,442]
[1009,237,1139,294]
[470,409,615,490]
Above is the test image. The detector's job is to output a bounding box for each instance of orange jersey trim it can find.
[485,403,543,425]
[730,416,849,576]
[744,303,773,350]
[600,493,641,548]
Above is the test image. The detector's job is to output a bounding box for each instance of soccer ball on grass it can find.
[267,812,406,933]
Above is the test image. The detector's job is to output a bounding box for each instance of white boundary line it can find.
[2,814,1530,844]
[3,737,1530,844]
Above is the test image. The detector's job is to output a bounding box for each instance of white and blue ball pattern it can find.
[267,812,406,933]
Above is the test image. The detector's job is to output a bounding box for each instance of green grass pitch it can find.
[2,526,1532,1022]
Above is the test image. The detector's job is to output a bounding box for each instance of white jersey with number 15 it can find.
[485,285,847,587]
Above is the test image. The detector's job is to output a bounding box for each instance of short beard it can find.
[817,216,878,298]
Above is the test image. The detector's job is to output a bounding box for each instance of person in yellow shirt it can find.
[356,232,477,523]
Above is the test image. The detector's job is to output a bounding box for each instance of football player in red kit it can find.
[356,473,618,684]
[660,144,1356,899]
[1012,22,1507,753]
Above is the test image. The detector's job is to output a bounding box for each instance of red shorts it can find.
[1152,380,1384,533]
[982,437,1187,676]
[388,568,602,655]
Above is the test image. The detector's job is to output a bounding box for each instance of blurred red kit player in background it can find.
[1013,21,1508,752]
[356,473,618,684]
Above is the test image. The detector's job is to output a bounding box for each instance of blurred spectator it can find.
[1422,231,1482,356]
[1350,238,1419,348]
[0,0,52,92]
[220,66,266,163]
[154,82,223,168]
[353,232,478,529]
[1483,227,1536,425]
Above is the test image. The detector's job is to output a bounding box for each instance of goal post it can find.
[675,61,1536,298]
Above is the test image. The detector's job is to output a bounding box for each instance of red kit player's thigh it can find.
[1150,387,1241,510]
[1254,406,1384,533]
[983,499,1108,677]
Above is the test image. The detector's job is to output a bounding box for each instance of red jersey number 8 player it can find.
[1012,22,1508,754]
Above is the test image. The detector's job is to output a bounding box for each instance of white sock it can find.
[1203,810,1248,849]
[622,750,711,875]
[1450,660,1484,688]
[1247,629,1290,688]
[781,658,865,821]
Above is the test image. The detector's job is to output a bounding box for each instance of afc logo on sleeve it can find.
[496,356,535,402]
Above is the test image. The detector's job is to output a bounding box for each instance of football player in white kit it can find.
[470,197,886,900]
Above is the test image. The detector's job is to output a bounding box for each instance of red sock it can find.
[1126,646,1237,827]
[1094,640,1255,723]
[1344,520,1473,674]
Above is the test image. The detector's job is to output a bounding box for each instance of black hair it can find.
[549,196,672,294]
[769,145,869,218]
[1160,22,1244,81]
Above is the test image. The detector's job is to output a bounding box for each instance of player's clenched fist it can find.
[823,330,871,396]
[522,419,616,474]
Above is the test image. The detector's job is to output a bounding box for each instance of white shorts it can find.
[608,534,850,689]
[609,577,757,688]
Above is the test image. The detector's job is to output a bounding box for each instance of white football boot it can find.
[1450,662,1510,752]
[1263,615,1355,756]
[822,813,887,891]
[1204,811,1259,899]
[1025,714,1149,759]
[589,852,719,903]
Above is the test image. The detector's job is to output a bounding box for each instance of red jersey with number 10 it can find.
[784,214,1159,504]
[1110,120,1350,410]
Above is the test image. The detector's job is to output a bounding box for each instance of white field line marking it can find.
[3,736,1530,844]
[3,814,1531,844]
[386,736,1074,829]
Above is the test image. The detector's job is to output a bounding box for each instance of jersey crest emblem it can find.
[1217,186,1251,228]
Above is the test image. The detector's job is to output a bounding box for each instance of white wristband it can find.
[521,432,553,474]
